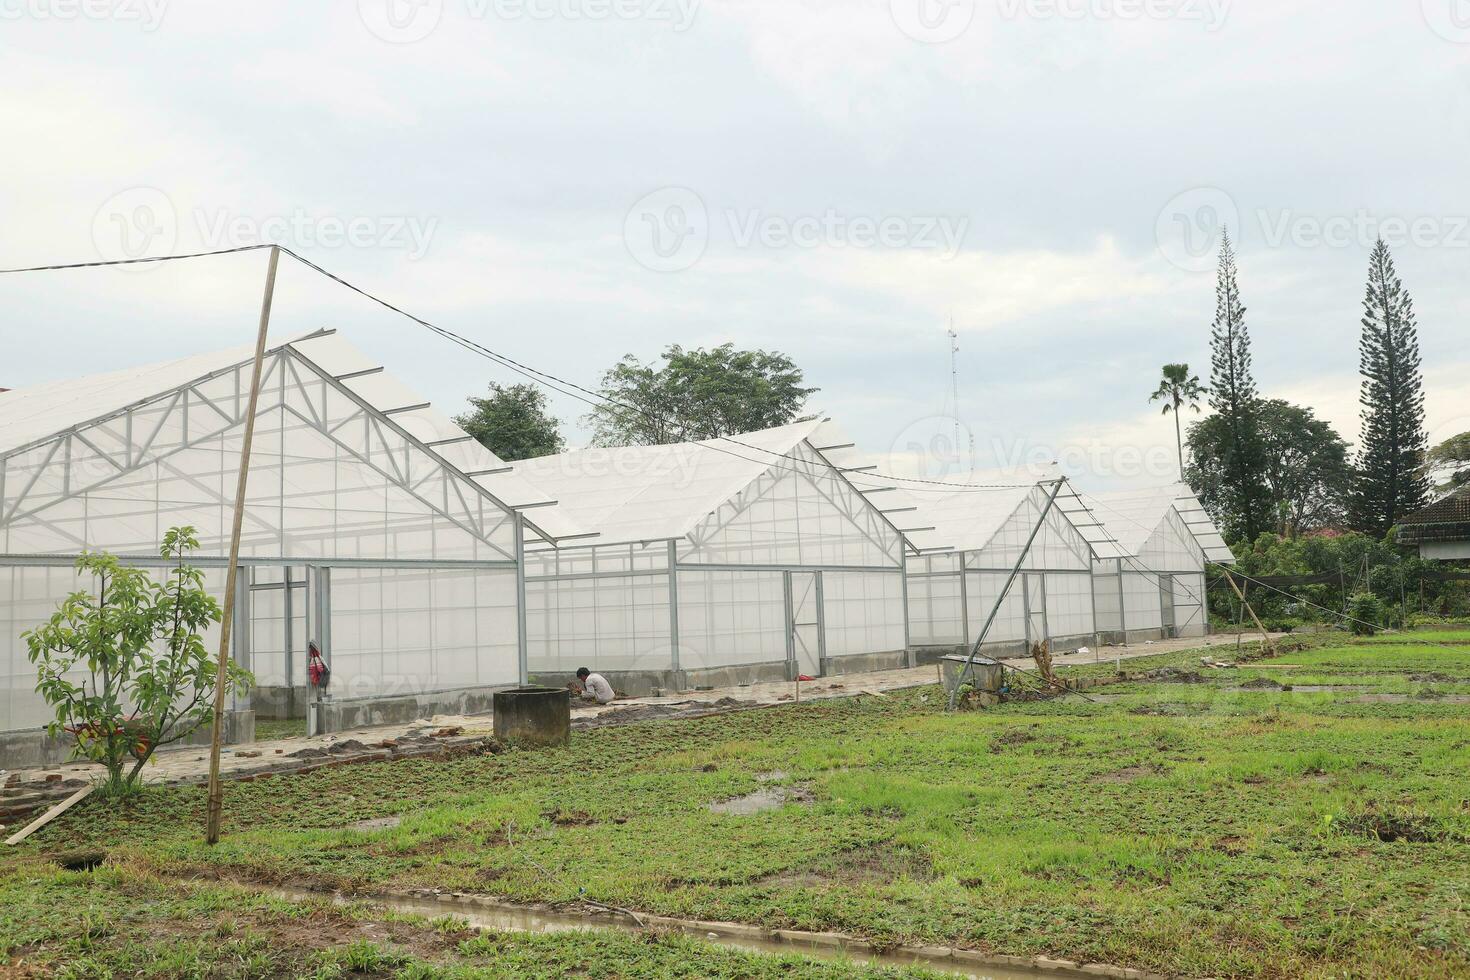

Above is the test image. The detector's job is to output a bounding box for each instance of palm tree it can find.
[1150,363,1208,475]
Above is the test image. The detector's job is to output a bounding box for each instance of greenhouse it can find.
[0,330,587,760]
[514,420,918,694]
[1081,484,1230,643]
[900,479,1100,658]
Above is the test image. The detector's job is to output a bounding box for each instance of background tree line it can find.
[1159,233,1464,543]
[452,344,816,461]
[1156,233,1469,628]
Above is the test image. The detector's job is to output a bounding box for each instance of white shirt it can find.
[583,673,615,704]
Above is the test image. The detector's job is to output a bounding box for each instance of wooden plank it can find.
[4,784,94,846]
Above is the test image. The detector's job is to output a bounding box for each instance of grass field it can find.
[8,632,1470,978]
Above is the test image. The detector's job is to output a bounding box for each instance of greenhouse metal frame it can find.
[514,420,923,694]
[1078,484,1231,644]
[899,479,1101,659]
[0,330,590,761]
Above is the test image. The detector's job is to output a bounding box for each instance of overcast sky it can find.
[2,0,1468,488]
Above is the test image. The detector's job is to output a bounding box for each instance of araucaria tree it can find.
[24,526,253,795]
[1200,230,1271,542]
[454,382,565,461]
[585,343,817,446]
[1149,363,1207,474]
[1350,239,1430,536]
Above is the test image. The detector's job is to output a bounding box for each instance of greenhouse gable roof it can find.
[0,330,589,547]
[515,418,902,547]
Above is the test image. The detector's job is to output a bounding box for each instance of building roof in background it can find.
[1395,488,1470,543]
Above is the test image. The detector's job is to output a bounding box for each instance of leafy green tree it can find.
[1350,239,1430,536]
[584,343,817,446]
[1196,229,1271,542]
[24,527,253,795]
[1424,432,1470,493]
[1189,400,1351,538]
[454,382,565,461]
[1149,363,1208,474]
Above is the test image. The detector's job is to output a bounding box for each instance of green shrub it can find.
[1347,592,1385,636]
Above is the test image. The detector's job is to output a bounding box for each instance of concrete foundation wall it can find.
[1,710,255,769]
[912,631,1096,665]
[820,648,911,677]
[312,687,505,734]
[252,685,311,720]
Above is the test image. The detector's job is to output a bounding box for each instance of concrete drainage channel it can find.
[262,884,1161,980]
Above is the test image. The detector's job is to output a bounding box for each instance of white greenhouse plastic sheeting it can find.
[516,420,912,681]
[0,331,585,735]
[0,322,1243,743]
[891,477,1098,653]
[1082,484,1218,640]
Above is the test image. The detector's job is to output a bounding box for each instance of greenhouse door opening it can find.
[1159,574,1177,638]
[1022,574,1048,648]
[785,570,825,678]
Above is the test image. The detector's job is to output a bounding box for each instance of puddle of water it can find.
[347,816,403,832]
[710,785,813,815]
[1351,693,1470,704]
[268,886,1062,980]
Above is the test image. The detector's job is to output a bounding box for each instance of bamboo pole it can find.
[1220,567,1273,656]
[205,245,280,845]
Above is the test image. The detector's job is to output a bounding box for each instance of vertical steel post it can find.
[205,244,279,846]
[514,511,529,686]
[947,478,1066,710]
[666,540,681,679]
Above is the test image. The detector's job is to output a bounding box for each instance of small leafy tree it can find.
[584,343,817,446]
[453,382,565,461]
[24,527,253,795]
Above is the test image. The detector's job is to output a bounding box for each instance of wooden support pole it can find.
[4,785,95,846]
[1220,567,1273,656]
[205,245,280,845]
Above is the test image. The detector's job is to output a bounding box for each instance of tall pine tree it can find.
[1350,238,1430,536]
[1202,229,1271,542]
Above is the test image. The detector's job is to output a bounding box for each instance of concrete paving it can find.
[1,633,1274,803]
